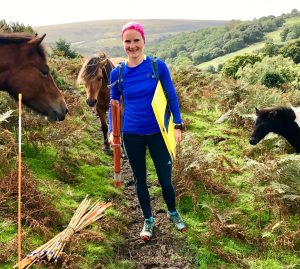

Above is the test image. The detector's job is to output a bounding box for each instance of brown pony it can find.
[77,52,115,152]
[0,33,67,121]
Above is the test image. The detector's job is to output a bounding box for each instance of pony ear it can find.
[99,58,108,68]
[27,34,46,46]
[269,110,277,118]
[255,107,260,115]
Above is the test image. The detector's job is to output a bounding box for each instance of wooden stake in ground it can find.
[18,93,22,269]
[111,99,121,187]
[14,197,112,269]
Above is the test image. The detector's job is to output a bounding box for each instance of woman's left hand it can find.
[174,129,182,144]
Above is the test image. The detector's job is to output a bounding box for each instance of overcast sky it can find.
[1,0,299,26]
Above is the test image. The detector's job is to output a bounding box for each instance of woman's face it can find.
[122,29,145,60]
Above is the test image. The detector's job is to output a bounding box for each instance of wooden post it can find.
[18,93,22,268]
[111,100,121,187]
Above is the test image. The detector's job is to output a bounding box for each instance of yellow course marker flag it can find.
[151,81,176,160]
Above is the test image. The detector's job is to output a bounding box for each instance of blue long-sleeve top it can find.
[109,55,182,135]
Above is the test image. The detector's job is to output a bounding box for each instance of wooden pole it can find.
[14,199,112,268]
[111,100,121,187]
[18,93,22,268]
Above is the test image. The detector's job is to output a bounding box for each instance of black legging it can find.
[123,132,176,219]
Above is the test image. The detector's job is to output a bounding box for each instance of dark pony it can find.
[77,52,115,151]
[0,33,67,121]
[250,106,300,153]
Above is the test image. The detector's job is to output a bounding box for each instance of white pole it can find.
[18,93,22,268]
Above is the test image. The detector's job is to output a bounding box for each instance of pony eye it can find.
[40,68,49,78]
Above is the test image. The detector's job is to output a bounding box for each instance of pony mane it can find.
[0,33,47,59]
[259,106,290,115]
[258,106,296,121]
[77,52,114,85]
[0,33,36,43]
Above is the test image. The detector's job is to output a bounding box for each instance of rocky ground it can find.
[115,160,196,269]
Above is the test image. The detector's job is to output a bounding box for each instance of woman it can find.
[109,22,186,241]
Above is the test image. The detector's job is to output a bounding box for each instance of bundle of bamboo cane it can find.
[14,197,112,269]
[111,99,122,188]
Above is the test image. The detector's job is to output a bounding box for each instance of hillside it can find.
[1,10,300,269]
[34,19,227,56]
[143,12,300,69]
[198,16,300,70]
[1,55,300,268]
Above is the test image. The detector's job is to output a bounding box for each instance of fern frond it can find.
[0,110,15,124]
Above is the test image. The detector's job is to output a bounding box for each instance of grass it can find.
[23,144,59,180]
[171,86,300,268]
[198,42,266,70]
[76,164,121,200]
[0,95,130,268]
[285,16,300,25]
[2,28,300,267]
[0,219,16,243]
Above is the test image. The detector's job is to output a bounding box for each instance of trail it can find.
[116,159,196,269]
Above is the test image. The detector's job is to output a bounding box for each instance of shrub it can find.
[221,54,261,79]
[206,65,216,73]
[51,38,80,59]
[48,56,83,91]
[261,70,286,88]
[280,24,300,41]
[236,55,300,90]
[280,39,300,64]
[262,40,280,57]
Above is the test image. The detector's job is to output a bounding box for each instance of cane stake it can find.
[18,93,22,268]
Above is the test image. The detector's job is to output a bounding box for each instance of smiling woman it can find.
[108,22,186,241]
[0,33,68,121]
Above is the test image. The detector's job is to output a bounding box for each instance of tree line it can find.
[145,9,300,66]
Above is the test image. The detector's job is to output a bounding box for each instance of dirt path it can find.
[116,159,196,269]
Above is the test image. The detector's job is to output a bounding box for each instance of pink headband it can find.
[122,22,145,42]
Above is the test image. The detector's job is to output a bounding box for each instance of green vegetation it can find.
[1,10,300,268]
[196,15,300,71]
[0,19,34,33]
[0,54,128,268]
[221,54,262,79]
[170,66,300,268]
[34,19,227,56]
[51,38,81,59]
[236,55,300,89]
[280,39,300,63]
[146,13,297,66]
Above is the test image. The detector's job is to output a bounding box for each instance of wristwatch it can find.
[174,123,184,130]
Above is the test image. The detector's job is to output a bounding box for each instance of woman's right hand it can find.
[109,133,114,146]
[109,133,121,147]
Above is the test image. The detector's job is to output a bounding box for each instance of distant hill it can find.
[34,19,227,56]
[143,12,300,69]
[198,16,300,70]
